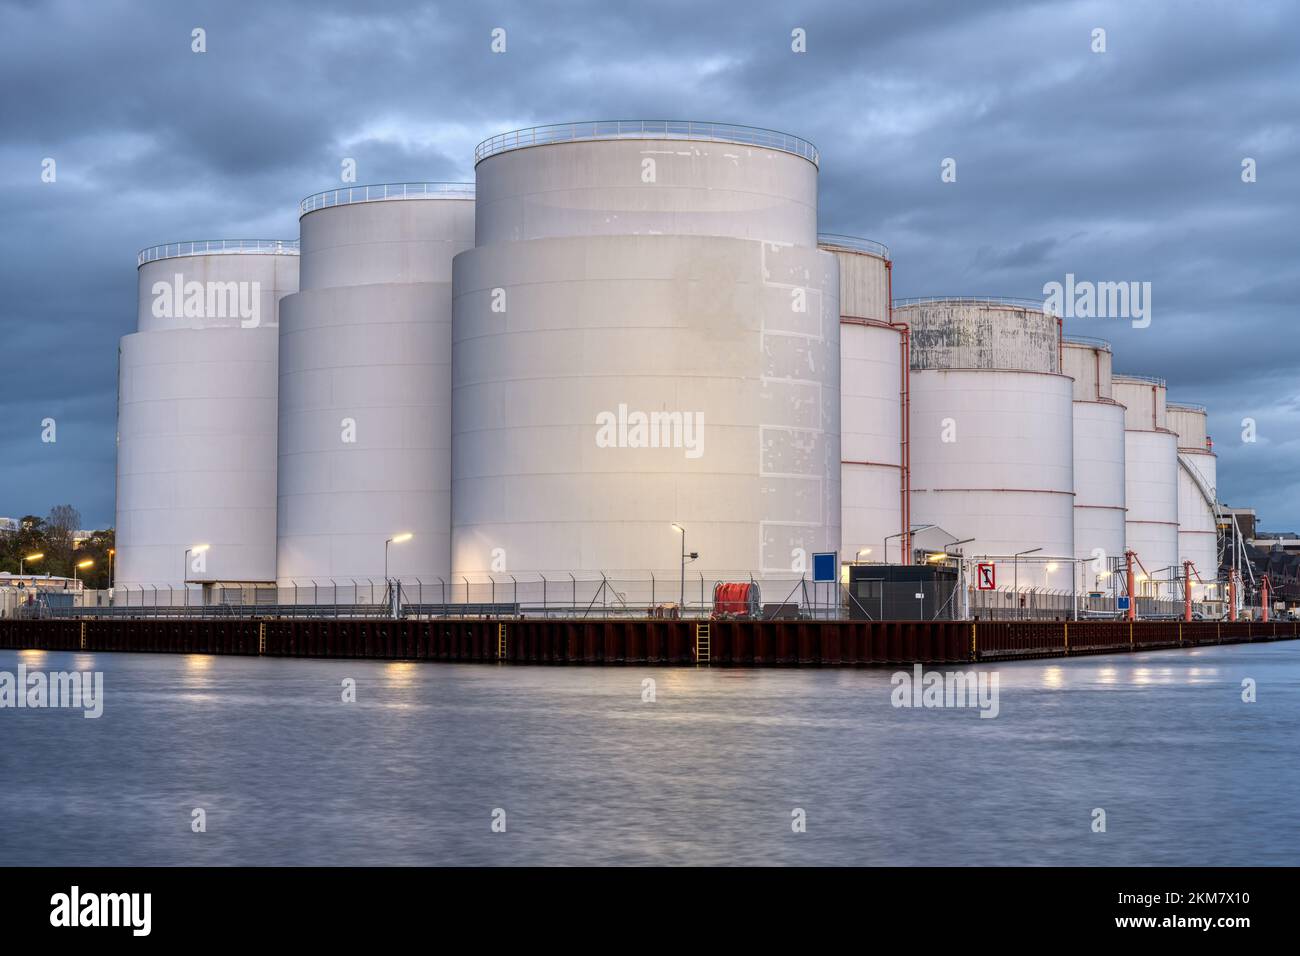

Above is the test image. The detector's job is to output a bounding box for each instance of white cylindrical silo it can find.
[894,298,1074,590]
[1167,402,1219,594]
[1112,374,1180,598]
[1062,337,1126,592]
[453,122,839,592]
[819,236,901,567]
[116,241,299,592]
[276,184,475,587]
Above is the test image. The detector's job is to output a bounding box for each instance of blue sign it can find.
[812,552,837,583]
[1117,596,1131,611]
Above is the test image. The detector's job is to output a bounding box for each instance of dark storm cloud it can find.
[1,0,1296,529]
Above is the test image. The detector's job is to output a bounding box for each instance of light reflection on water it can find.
[0,644,1296,866]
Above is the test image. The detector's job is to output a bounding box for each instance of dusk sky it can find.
[2,0,1296,530]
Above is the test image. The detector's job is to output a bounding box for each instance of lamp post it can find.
[385,532,413,584]
[884,524,937,564]
[108,548,114,589]
[942,538,976,619]
[20,552,43,577]
[385,533,413,617]
[855,548,871,564]
[1013,547,1042,619]
[74,558,93,590]
[183,544,210,607]
[671,524,698,615]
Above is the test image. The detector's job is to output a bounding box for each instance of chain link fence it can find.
[2,570,1264,623]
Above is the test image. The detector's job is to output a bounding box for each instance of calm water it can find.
[1,644,1297,866]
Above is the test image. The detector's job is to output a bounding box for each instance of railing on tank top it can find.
[474,121,820,166]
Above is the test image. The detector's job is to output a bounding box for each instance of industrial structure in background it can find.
[452,125,839,596]
[277,182,475,588]
[1061,337,1126,597]
[115,241,299,589]
[24,119,1272,623]
[891,297,1075,605]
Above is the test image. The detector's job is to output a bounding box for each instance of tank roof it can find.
[893,295,1049,311]
[1062,334,1112,352]
[299,182,475,216]
[1113,372,1166,387]
[817,234,890,260]
[474,121,819,167]
[138,239,298,267]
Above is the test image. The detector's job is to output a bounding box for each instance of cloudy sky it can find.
[1,0,1296,531]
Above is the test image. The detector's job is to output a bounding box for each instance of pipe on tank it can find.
[887,258,912,564]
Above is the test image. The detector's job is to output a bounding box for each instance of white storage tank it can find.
[453,122,839,594]
[894,297,1074,590]
[116,240,299,593]
[1112,374,1180,598]
[1062,337,1126,592]
[1167,402,1218,594]
[819,236,901,567]
[277,184,475,588]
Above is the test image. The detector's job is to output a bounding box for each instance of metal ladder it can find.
[497,622,507,660]
[695,622,711,663]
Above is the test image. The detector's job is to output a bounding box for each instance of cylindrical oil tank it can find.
[894,297,1073,590]
[819,236,900,566]
[1112,374,1180,598]
[1062,337,1126,592]
[277,184,475,587]
[453,123,839,593]
[1167,402,1218,592]
[116,241,299,591]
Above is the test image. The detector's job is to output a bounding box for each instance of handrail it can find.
[1167,401,1208,413]
[474,121,819,166]
[1062,334,1113,351]
[299,182,475,215]
[1113,372,1166,387]
[817,234,891,260]
[138,239,299,267]
[892,295,1049,311]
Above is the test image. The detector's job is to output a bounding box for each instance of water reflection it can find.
[1,643,1296,866]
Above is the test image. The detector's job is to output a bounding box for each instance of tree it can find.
[45,504,81,565]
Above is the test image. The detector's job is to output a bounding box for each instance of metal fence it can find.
[4,572,1259,623]
[967,587,1211,621]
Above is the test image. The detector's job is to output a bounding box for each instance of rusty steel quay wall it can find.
[1,618,1296,666]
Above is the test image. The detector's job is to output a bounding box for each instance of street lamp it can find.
[884,524,937,564]
[183,544,210,607]
[108,548,115,589]
[941,537,976,619]
[74,558,93,586]
[385,533,413,582]
[855,548,871,563]
[1013,547,1042,618]
[20,552,43,576]
[671,524,698,614]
